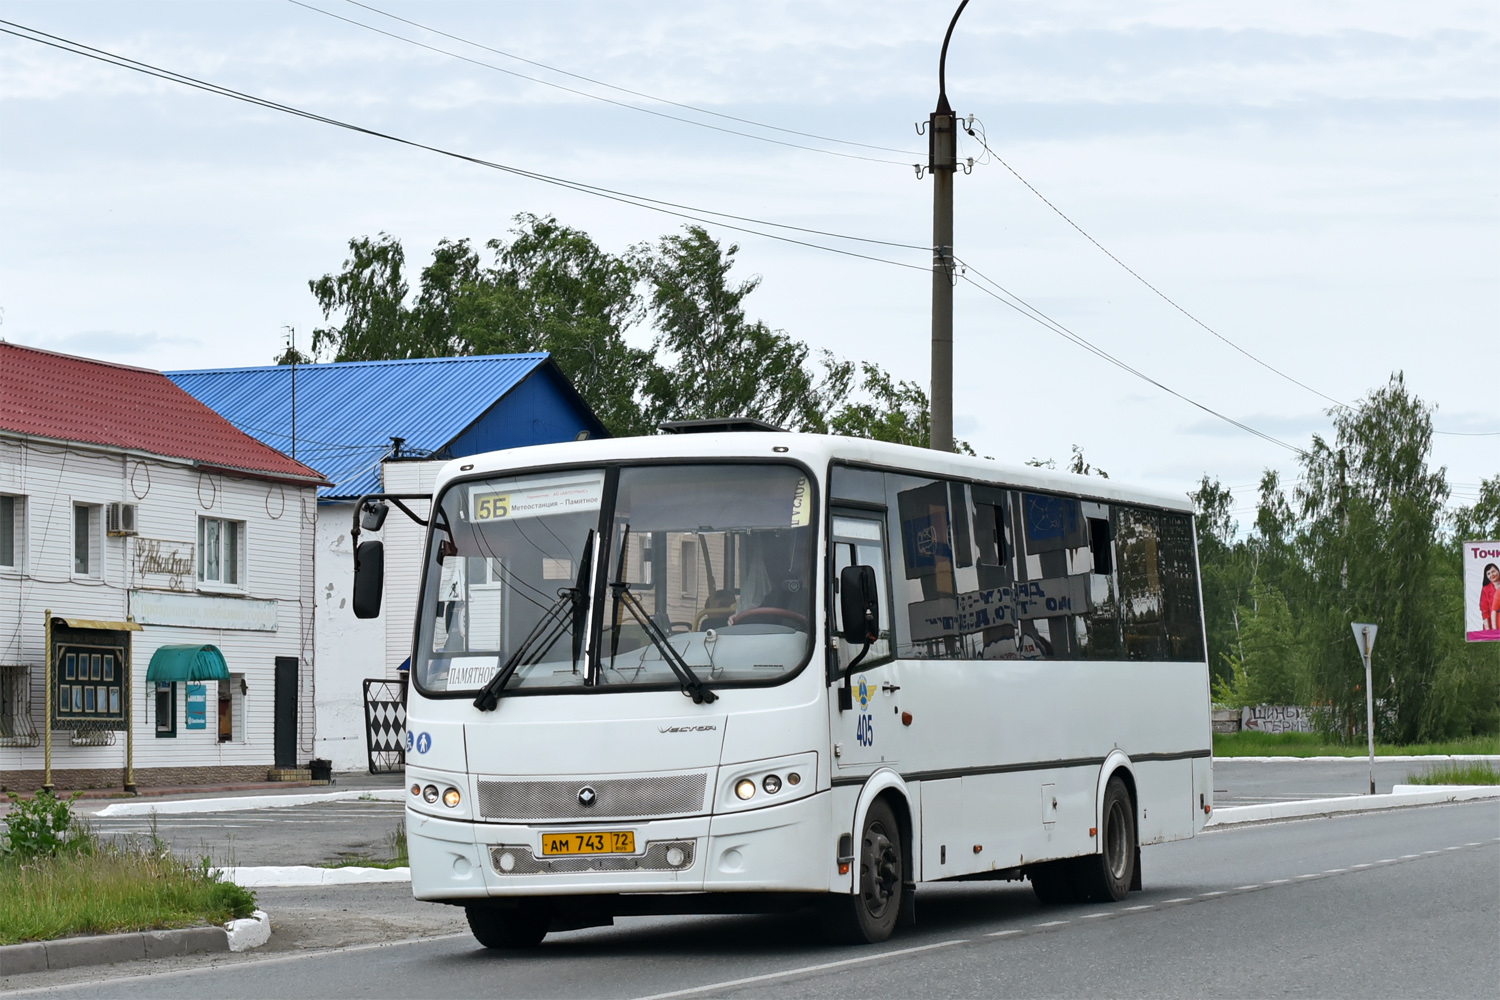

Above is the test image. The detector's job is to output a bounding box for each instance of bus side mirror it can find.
[839,564,880,645]
[353,541,385,619]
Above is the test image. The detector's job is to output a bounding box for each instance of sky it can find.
[1,0,1496,525]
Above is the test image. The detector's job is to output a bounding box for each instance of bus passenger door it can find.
[830,512,903,773]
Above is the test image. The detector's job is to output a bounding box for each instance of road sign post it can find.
[1351,623,1379,795]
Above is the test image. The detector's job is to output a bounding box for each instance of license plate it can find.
[541,831,636,856]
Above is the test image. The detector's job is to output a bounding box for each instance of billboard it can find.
[1463,540,1500,642]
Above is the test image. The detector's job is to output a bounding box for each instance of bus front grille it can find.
[488,840,696,876]
[475,773,708,822]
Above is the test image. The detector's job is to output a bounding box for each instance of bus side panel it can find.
[1132,758,1195,846]
[1193,755,1213,832]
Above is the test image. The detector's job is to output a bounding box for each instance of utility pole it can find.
[1351,623,1379,794]
[927,0,968,452]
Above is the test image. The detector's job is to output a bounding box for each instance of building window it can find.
[73,503,99,577]
[0,495,20,569]
[198,517,243,587]
[155,682,176,737]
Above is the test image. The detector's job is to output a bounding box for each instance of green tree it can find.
[635,226,827,431]
[1190,475,1251,685]
[1295,373,1449,742]
[308,233,423,360]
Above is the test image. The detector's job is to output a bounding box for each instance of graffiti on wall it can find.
[1241,704,1315,734]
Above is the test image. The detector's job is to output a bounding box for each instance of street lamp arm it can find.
[937,0,970,114]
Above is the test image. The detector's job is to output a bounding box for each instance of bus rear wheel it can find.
[466,902,550,949]
[824,798,904,944]
[1074,776,1137,903]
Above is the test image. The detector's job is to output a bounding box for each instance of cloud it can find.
[31,330,203,356]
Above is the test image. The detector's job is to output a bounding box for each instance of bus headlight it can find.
[442,787,462,808]
[762,774,782,794]
[735,779,757,800]
[423,784,439,803]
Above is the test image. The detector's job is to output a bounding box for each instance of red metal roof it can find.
[0,342,326,484]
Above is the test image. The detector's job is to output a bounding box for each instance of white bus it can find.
[351,430,1213,947]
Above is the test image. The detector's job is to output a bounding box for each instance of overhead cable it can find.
[956,258,1304,455]
[0,19,928,273]
[340,0,919,158]
[286,0,914,166]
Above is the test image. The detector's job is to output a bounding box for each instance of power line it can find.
[962,122,1347,412]
[964,122,1500,439]
[0,19,929,273]
[955,258,1304,455]
[0,19,1377,460]
[340,0,919,158]
[286,0,914,167]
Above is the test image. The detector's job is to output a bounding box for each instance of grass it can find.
[1214,731,1500,758]
[0,845,256,945]
[1405,760,1500,785]
[323,824,408,870]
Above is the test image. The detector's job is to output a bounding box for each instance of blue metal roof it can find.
[167,353,599,498]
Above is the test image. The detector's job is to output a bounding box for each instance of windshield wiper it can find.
[607,526,717,705]
[473,530,594,712]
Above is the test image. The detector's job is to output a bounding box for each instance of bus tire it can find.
[1075,776,1136,903]
[466,903,550,949]
[824,798,904,944]
[1028,860,1079,904]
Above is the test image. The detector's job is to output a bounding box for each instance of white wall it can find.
[311,501,385,771]
[0,434,315,779]
[310,459,439,772]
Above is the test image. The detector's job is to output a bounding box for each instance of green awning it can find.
[146,644,229,682]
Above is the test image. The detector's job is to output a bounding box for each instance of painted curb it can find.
[1214,755,1500,763]
[225,910,271,952]
[224,865,411,887]
[1206,785,1500,827]
[90,788,405,817]
[0,918,260,976]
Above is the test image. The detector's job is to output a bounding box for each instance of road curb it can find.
[1214,755,1499,763]
[224,865,410,887]
[0,913,269,976]
[1206,785,1500,827]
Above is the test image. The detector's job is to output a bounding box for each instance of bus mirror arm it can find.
[837,642,870,712]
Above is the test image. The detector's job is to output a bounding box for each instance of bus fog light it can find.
[442,787,462,808]
[423,784,439,803]
[787,772,801,786]
[498,851,515,872]
[665,846,686,867]
[735,779,756,800]
[762,774,782,794]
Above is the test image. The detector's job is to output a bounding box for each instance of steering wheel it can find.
[729,607,809,629]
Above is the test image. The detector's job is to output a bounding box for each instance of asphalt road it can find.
[79,759,1497,867]
[83,798,406,867]
[11,800,1497,999]
[1211,756,1499,805]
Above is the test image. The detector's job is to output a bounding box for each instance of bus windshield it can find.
[412,463,816,695]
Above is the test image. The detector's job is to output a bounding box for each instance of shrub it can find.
[2,790,80,859]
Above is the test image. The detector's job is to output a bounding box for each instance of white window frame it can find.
[72,502,101,579]
[198,516,246,592]
[0,494,22,572]
[0,664,37,746]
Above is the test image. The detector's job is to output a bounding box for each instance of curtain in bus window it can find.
[1158,512,1205,661]
[1115,507,1167,661]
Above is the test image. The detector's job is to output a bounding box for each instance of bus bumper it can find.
[407,792,831,901]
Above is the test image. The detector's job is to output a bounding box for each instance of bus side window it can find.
[831,515,892,669]
[1159,512,1204,661]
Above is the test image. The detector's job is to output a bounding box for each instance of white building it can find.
[0,343,325,791]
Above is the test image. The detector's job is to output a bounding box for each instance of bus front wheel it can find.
[824,798,904,944]
[466,902,550,949]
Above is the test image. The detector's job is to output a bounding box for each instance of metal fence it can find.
[363,677,407,774]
